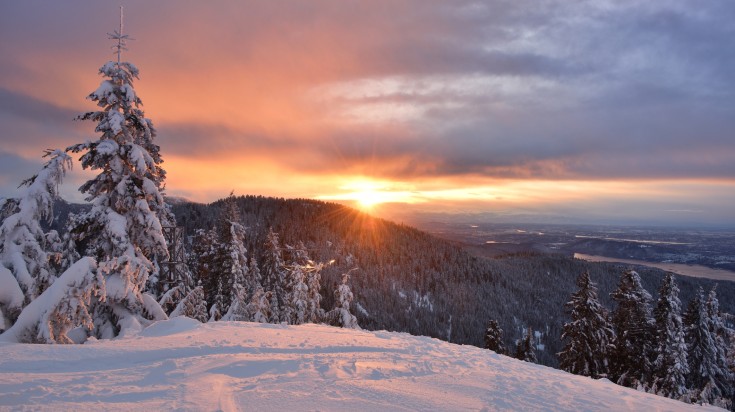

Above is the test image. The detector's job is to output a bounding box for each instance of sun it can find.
[315,178,420,211]
[353,188,385,210]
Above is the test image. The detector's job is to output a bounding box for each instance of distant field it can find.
[575,253,735,282]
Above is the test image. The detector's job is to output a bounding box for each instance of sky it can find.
[1,1,734,226]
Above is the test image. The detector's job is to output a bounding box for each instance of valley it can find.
[407,219,735,280]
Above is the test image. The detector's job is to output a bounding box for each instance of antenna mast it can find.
[118,6,123,64]
[108,5,131,65]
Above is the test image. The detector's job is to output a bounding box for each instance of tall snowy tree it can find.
[515,326,538,363]
[214,195,248,318]
[304,259,325,324]
[0,150,72,317]
[245,256,262,300]
[610,270,655,390]
[285,263,308,325]
[65,23,169,338]
[684,287,732,408]
[484,319,506,355]
[261,228,286,323]
[283,242,325,325]
[651,274,689,399]
[683,287,732,408]
[189,228,220,315]
[558,272,614,378]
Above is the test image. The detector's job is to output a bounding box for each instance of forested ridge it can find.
[169,195,735,368]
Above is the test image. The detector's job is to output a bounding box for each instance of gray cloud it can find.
[0,87,78,124]
[0,152,41,197]
[0,88,86,154]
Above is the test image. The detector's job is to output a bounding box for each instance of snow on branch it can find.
[0,258,103,344]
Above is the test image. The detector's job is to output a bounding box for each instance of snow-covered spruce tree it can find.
[157,283,185,315]
[651,274,689,400]
[304,259,325,324]
[170,285,208,323]
[610,270,655,390]
[245,256,262,300]
[0,150,72,321]
[189,228,220,315]
[683,287,731,408]
[245,287,272,323]
[208,279,226,322]
[325,272,359,329]
[216,195,248,320]
[484,319,506,355]
[704,287,733,407]
[65,32,169,338]
[515,326,538,363]
[285,262,308,325]
[261,228,286,323]
[54,216,83,277]
[558,272,615,379]
[268,288,281,324]
[283,243,326,325]
[223,256,265,322]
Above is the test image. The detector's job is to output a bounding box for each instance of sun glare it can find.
[354,189,380,209]
[317,179,418,211]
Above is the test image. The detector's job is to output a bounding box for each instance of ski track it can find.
[0,319,716,411]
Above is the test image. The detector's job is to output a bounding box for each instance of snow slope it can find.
[0,319,713,411]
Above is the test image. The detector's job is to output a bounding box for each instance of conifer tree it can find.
[484,319,506,355]
[208,280,226,322]
[610,270,655,389]
[268,289,281,324]
[65,25,171,337]
[0,150,72,315]
[515,326,538,363]
[283,242,325,325]
[245,287,272,323]
[651,274,689,399]
[245,256,262,299]
[189,228,219,313]
[304,260,324,324]
[157,284,185,315]
[214,195,248,317]
[683,287,732,407]
[326,272,359,329]
[286,263,308,324]
[704,288,733,407]
[684,288,712,393]
[170,285,208,323]
[558,272,614,378]
[261,228,286,322]
[0,258,102,344]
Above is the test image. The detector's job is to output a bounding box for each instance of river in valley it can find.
[574,253,735,282]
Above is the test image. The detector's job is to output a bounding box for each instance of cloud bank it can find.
[1,0,734,224]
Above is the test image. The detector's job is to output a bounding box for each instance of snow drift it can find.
[0,319,714,411]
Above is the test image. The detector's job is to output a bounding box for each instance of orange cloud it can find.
[2,1,735,225]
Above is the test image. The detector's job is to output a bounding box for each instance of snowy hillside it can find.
[0,319,710,411]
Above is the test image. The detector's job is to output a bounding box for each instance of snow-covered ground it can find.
[0,319,712,411]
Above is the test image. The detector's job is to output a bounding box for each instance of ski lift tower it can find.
[161,225,189,293]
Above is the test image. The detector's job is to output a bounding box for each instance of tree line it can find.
[485,270,734,409]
